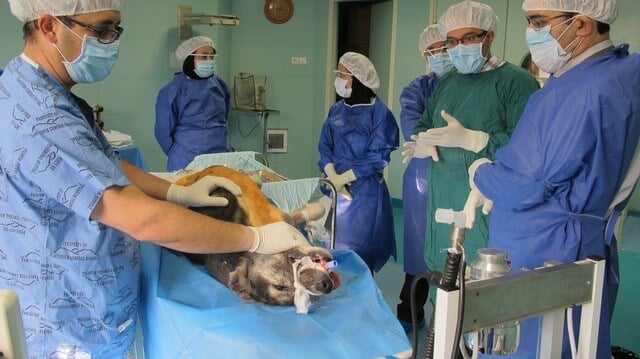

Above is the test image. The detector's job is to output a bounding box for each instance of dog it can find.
[174,166,341,307]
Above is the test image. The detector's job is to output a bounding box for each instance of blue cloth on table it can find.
[139,243,411,359]
[186,151,270,173]
[116,145,149,171]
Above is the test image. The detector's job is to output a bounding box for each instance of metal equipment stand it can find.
[433,257,605,358]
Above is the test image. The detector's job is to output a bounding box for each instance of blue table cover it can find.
[139,243,411,358]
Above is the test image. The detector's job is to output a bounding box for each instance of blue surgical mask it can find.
[525,19,581,75]
[447,42,486,74]
[195,59,216,78]
[334,77,352,98]
[427,53,454,78]
[54,20,119,83]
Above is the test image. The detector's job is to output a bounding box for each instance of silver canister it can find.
[465,248,520,355]
[470,248,512,280]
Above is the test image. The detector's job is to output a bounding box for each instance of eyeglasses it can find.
[444,31,487,48]
[423,46,447,59]
[527,14,574,30]
[190,54,218,60]
[59,16,123,44]
[333,70,352,79]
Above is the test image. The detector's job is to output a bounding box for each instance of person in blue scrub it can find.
[464,0,640,357]
[396,24,453,333]
[155,36,231,171]
[318,51,399,273]
[407,0,539,276]
[0,1,307,356]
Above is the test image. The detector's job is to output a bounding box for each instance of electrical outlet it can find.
[299,57,307,65]
[291,57,299,65]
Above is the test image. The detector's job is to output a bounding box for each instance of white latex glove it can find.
[166,175,242,207]
[463,189,493,229]
[248,221,311,254]
[324,163,356,199]
[418,110,489,153]
[290,202,327,225]
[401,135,440,164]
[462,158,493,228]
[327,170,356,192]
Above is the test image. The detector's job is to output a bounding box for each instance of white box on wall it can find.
[266,129,287,153]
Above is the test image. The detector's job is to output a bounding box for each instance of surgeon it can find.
[155,35,231,171]
[318,51,399,273]
[0,1,308,356]
[464,0,640,357]
[406,0,539,274]
[396,24,452,333]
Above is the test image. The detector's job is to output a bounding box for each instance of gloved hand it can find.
[328,170,356,193]
[463,189,493,229]
[462,158,493,228]
[166,175,242,207]
[401,135,440,164]
[418,110,489,153]
[248,221,311,254]
[324,163,356,199]
[290,202,327,225]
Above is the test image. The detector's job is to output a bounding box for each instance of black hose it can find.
[451,252,466,359]
[421,315,436,359]
[408,271,440,359]
[422,251,464,359]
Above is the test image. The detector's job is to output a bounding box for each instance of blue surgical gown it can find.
[399,74,439,274]
[155,72,231,171]
[413,63,539,273]
[318,98,399,273]
[474,45,640,359]
[0,56,139,358]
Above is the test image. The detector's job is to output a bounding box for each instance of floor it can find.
[373,206,640,357]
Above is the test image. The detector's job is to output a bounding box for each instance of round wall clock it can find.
[264,0,294,24]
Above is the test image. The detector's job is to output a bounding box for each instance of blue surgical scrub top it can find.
[155,72,231,171]
[0,55,139,358]
[475,44,640,359]
[317,97,399,273]
[398,74,440,274]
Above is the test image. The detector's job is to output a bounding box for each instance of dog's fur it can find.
[175,166,338,306]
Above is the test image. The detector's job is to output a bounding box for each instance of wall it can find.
[226,0,330,180]
[386,0,433,196]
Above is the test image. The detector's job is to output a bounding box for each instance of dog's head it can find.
[226,246,341,306]
[182,166,341,306]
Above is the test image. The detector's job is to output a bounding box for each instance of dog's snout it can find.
[298,268,335,295]
[316,278,334,294]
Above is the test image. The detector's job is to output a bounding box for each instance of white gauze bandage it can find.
[292,256,324,314]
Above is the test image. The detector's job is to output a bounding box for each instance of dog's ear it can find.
[285,248,308,264]
[228,258,256,303]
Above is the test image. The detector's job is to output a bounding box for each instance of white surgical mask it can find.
[427,52,454,78]
[447,42,486,74]
[526,17,581,74]
[334,77,352,98]
[195,59,215,78]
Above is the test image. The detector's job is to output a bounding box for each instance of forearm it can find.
[92,184,254,254]
[120,160,171,200]
[350,151,391,178]
[475,161,548,211]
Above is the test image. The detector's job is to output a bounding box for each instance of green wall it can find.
[1,0,639,199]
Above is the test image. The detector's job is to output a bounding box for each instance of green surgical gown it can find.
[412,63,539,272]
